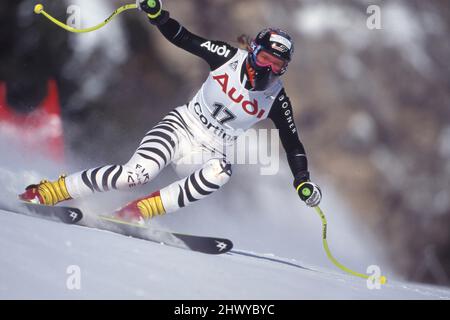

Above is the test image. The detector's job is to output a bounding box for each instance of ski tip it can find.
[214,239,233,254]
[7,201,83,224]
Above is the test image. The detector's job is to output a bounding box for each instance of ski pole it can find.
[33,3,138,33]
[313,205,387,284]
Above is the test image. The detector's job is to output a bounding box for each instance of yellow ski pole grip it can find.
[34,4,44,14]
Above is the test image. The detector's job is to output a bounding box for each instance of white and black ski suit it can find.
[65,16,309,213]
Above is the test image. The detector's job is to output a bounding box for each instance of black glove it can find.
[293,171,322,207]
[137,0,169,25]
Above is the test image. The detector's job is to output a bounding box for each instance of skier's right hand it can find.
[137,0,162,18]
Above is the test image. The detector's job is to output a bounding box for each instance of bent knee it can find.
[122,163,154,187]
[202,158,232,186]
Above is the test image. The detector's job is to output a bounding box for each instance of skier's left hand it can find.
[296,181,322,207]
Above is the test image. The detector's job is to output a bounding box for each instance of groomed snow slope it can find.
[0,210,449,300]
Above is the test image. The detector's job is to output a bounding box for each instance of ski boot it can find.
[18,175,72,206]
[115,191,166,223]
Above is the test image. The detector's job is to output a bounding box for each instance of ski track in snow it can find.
[0,210,449,300]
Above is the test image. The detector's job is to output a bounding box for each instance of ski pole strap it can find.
[34,3,138,33]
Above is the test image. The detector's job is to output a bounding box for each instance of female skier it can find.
[19,0,322,222]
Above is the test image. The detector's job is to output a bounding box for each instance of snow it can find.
[294,3,371,50]
[0,209,449,299]
[382,2,434,75]
[439,126,450,159]
[62,0,129,104]
[0,136,449,299]
[346,111,377,145]
[293,1,437,76]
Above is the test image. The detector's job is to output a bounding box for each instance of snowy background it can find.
[0,0,449,298]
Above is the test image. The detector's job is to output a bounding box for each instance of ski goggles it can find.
[253,48,289,75]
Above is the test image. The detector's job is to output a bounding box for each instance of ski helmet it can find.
[246,28,294,91]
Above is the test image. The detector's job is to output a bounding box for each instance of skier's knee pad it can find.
[202,158,232,186]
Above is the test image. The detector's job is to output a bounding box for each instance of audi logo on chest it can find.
[213,73,266,119]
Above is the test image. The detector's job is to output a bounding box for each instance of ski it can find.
[1,202,232,255]
[0,201,83,224]
[96,215,233,255]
